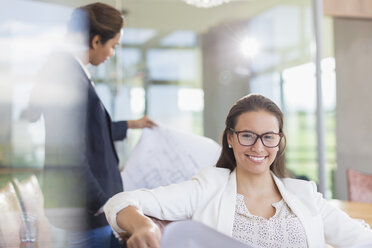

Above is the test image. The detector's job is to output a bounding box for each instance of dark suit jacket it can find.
[28,52,125,230]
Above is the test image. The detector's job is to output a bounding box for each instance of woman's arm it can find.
[104,180,200,231]
[111,116,157,141]
[104,167,228,246]
[127,116,157,129]
[117,206,161,248]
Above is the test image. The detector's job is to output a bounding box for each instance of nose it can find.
[251,137,265,152]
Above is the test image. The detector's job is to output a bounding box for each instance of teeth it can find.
[249,156,265,161]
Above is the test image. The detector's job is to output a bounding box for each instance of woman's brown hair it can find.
[215,94,287,178]
[79,2,124,47]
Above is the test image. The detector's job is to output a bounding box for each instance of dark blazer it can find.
[85,67,125,228]
[28,52,125,230]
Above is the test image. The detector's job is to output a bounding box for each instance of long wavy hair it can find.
[215,94,287,178]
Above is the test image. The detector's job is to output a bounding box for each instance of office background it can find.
[0,0,371,202]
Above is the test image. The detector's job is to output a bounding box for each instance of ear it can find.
[227,131,233,147]
[91,35,101,49]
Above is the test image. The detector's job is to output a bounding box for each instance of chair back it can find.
[0,182,22,247]
[13,175,51,246]
[347,169,372,203]
[149,216,172,232]
[13,175,44,214]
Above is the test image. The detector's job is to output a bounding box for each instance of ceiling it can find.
[32,0,281,33]
[26,0,323,73]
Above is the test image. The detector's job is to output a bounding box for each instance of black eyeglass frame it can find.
[229,128,283,148]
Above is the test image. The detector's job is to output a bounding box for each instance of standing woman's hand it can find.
[127,116,157,129]
[126,222,161,248]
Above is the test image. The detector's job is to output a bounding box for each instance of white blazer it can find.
[104,167,372,248]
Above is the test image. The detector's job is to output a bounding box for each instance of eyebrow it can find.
[235,129,278,134]
[236,129,254,132]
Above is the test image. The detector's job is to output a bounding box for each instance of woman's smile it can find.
[245,154,268,163]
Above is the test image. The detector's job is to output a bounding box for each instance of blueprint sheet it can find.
[122,126,221,190]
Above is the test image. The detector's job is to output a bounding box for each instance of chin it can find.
[239,164,270,175]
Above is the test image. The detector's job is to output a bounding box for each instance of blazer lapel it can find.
[217,169,237,236]
[86,78,120,162]
[272,174,324,248]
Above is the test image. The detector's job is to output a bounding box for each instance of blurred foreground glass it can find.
[19,213,38,243]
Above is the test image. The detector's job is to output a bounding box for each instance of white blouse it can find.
[232,194,308,248]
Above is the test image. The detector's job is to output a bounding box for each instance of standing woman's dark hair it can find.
[216,94,287,178]
[79,2,125,46]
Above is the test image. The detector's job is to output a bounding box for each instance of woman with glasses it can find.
[104,94,372,248]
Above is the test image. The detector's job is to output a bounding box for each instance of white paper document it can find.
[348,245,372,248]
[161,220,252,248]
[122,126,221,190]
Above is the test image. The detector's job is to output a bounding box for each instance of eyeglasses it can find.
[229,128,283,148]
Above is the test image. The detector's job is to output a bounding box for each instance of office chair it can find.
[347,169,372,203]
[0,182,23,247]
[13,175,51,246]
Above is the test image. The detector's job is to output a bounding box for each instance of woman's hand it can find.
[127,116,157,129]
[115,206,161,248]
[126,222,161,248]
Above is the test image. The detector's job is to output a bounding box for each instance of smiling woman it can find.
[227,111,281,176]
[217,94,287,178]
[104,94,372,248]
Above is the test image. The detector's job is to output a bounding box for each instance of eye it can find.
[263,134,275,140]
[241,132,254,139]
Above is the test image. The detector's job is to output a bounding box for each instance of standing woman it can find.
[69,3,156,248]
[27,2,156,248]
[104,94,372,248]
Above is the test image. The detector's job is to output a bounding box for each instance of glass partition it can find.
[1,0,336,206]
